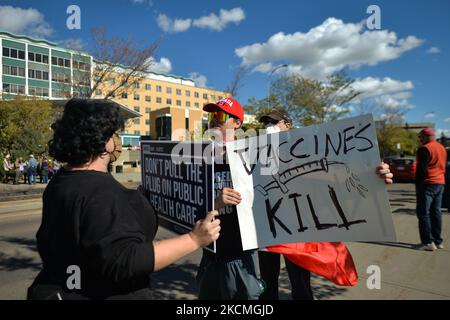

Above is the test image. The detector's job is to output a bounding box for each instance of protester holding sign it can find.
[258,108,315,300]
[27,99,220,300]
[196,97,264,300]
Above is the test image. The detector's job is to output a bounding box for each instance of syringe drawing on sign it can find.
[255,157,368,198]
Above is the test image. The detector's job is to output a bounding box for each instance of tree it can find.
[67,27,159,99]
[225,65,249,98]
[245,70,360,127]
[0,96,53,159]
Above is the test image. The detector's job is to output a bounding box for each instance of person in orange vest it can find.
[415,128,447,251]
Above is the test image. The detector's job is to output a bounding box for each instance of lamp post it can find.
[267,64,288,110]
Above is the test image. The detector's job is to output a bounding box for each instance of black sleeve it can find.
[416,147,430,184]
[79,191,155,283]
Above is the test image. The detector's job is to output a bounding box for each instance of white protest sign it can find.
[227,114,396,250]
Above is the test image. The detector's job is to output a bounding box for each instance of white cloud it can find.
[374,94,415,111]
[235,17,423,80]
[0,5,53,37]
[146,57,172,74]
[157,7,245,33]
[436,129,450,137]
[189,72,208,87]
[427,47,441,54]
[63,38,84,51]
[156,14,191,33]
[444,118,450,123]
[424,112,436,119]
[349,77,414,98]
[193,7,245,31]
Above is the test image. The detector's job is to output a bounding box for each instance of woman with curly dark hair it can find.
[27,99,220,300]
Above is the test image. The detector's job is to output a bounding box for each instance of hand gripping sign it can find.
[226,114,396,250]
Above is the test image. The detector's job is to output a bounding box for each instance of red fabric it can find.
[266,242,358,286]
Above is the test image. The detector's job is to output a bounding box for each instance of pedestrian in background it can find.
[27,155,38,185]
[415,128,447,251]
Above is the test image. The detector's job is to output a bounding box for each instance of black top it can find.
[32,168,157,299]
[415,147,430,185]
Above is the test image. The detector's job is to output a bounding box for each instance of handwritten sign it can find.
[226,114,396,250]
[141,141,215,251]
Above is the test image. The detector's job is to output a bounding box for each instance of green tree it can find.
[245,70,360,127]
[0,96,53,159]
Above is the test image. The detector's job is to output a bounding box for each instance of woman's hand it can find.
[376,162,394,184]
[189,210,221,247]
[214,187,242,209]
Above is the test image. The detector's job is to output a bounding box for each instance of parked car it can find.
[386,157,416,182]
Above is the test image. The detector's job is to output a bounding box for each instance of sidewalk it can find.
[0,172,142,201]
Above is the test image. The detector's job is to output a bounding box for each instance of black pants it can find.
[258,251,313,300]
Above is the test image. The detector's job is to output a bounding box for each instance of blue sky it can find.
[1,0,449,134]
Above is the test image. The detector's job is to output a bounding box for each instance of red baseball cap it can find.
[203,97,244,122]
[419,128,435,136]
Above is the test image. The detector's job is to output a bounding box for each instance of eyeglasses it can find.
[208,110,232,123]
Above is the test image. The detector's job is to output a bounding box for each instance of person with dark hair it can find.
[27,99,220,300]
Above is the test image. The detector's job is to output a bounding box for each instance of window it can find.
[203,93,208,99]
[194,102,199,109]
[156,85,162,92]
[176,100,181,106]
[133,119,140,125]
[109,78,116,85]
[43,71,49,80]
[51,57,57,65]
[186,101,191,108]
[185,118,189,130]
[133,82,140,89]
[2,47,8,57]
[28,69,35,78]
[134,106,140,112]
[211,95,216,101]
[145,119,150,125]
[28,52,35,61]
[28,86,49,97]
[3,65,25,77]
[185,90,190,97]
[58,58,64,67]
[145,107,151,113]
[134,93,140,100]
[156,97,162,103]
[145,84,151,90]
[43,55,49,64]
[10,49,18,59]
[36,54,42,63]
[18,50,25,60]
[145,95,151,102]
[155,116,171,140]
[36,70,42,79]
[194,92,199,98]
[65,59,71,68]
[134,130,141,135]
[166,87,172,94]
[2,83,25,94]
[121,93,128,99]
[166,98,172,105]
[176,89,181,95]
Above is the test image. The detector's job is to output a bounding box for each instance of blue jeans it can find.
[416,184,444,245]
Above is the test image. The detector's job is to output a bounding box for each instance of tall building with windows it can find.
[1,31,244,143]
[93,69,230,141]
[0,31,92,99]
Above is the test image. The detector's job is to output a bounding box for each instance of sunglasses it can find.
[208,110,233,123]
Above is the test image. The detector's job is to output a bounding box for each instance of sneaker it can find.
[436,243,444,249]
[416,243,437,251]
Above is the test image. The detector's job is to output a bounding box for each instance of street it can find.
[0,183,449,300]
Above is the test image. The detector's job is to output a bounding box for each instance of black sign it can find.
[141,141,215,250]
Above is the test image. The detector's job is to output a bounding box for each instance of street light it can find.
[267,64,288,110]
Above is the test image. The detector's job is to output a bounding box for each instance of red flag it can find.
[266,242,358,286]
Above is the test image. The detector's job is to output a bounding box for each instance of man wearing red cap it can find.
[415,128,447,251]
[196,97,264,300]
